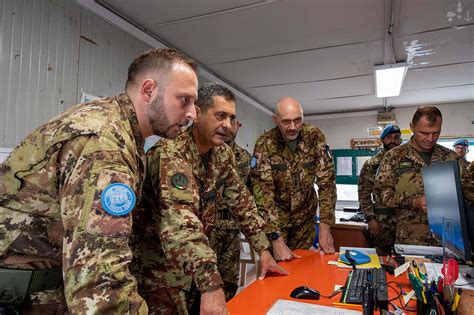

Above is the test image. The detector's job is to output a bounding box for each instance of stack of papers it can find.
[337,247,382,269]
[267,299,361,315]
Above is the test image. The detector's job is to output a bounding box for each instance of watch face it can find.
[271,232,280,240]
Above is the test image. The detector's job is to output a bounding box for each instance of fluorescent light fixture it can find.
[374,62,408,98]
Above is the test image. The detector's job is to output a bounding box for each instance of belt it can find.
[218,209,232,220]
[374,207,396,215]
[0,267,62,306]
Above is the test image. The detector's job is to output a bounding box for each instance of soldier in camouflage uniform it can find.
[250,97,337,261]
[131,83,287,315]
[375,106,474,246]
[0,48,198,314]
[208,119,251,301]
[358,124,401,255]
[453,139,471,170]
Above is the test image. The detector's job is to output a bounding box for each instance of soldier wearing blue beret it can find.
[453,139,470,168]
[358,124,401,255]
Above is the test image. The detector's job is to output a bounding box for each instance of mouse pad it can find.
[339,250,371,265]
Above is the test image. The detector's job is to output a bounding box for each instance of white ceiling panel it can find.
[389,85,474,106]
[248,75,373,104]
[144,0,385,64]
[405,63,474,91]
[101,0,262,26]
[397,26,474,68]
[398,0,471,36]
[88,0,474,115]
[212,40,383,88]
[300,95,384,114]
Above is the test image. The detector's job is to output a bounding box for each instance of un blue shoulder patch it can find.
[250,156,257,169]
[101,183,136,216]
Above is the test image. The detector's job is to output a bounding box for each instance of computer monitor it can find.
[422,160,474,263]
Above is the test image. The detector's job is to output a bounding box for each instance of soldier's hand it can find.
[271,237,301,261]
[368,219,382,236]
[200,288,228,315]
[258,250,290,280]
[316,223,335,254]
[412,196,427,212]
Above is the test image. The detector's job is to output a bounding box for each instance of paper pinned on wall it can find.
[337,156,352,176]
[80,91,102,103]
[356,156,371,176]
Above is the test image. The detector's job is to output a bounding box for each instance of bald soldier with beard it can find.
[250,97,337,261]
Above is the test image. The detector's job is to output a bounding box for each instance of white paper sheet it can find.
[424,262,474,290]
[267,299,362,315]
[337,157,353,176]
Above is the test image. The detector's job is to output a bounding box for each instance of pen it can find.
[421,290,428,304]
[451,288,462,312]
[437,276,443,294]
[412,260,421,280]
[331,302,362,310]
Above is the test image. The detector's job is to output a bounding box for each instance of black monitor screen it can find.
[422,160,472,262]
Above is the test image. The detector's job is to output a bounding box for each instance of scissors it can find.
[442,258,459,285]
[441,258,458,303]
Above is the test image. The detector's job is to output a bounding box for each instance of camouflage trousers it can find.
[280,220,316,251]
[396,221,440,246]
[0,253,66,315]
[208,227,241,301]
[364,214,397,256]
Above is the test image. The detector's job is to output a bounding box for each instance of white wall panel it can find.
[0,0,81,148]
[0,0,272,151]
[235,98,273,154]
[77,8,151,99]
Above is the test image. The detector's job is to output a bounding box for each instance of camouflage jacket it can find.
[250,124,336,233]
[358,149,386,218]
[133,128,269,293]
[215,141,252,230]
[374,140,473,245]
[459,158,471,173]
[0,94,147,314]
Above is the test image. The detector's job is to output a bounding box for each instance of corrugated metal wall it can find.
[0,0,81,148]
[77,8,151,100]
[0,0,152,148]
[0,0,272,150]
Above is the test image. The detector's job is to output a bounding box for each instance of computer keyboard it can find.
[341,268,389,308]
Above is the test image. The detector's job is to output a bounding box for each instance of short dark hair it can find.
[412,106,442,126]
[125,48,197,89]
[195,82,236,112]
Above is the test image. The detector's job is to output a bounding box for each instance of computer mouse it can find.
[290,286,320,300]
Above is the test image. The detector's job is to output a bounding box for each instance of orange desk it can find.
[228,249,414,314]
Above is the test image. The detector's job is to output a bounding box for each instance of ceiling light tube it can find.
[374,62,408,98]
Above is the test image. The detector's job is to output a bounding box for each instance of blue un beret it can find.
[380,124,401,139]
[453,139,469,147]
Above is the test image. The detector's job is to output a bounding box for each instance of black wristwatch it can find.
[269,231,280,241]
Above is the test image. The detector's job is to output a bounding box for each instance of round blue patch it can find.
[250,156,257,169]
[101,183,136,216]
